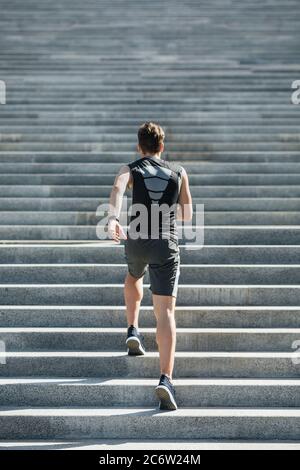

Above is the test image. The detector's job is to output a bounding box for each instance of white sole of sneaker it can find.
[155,385,178,411]
[126,336,146,355]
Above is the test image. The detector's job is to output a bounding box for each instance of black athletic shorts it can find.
[124,237,180,297]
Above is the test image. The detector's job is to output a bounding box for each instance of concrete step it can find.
[0,185,299,198]
[1,327,300,352]
[1,91,296,99]
[0,197,299,211]
[0,244,299,265]
[0,284,300,306]
[1,118,299,127]
[2,173,300,186]
[2,135,300,145]
[1,351,299,378]
[0,226,299,243]
[3,95,296,102]
[3,78,298,86]
[1,143,300,153]
[3,91,296,97]
[0,377,300,408]
[1,151,300,164]
[0,264,299,285]
[1,306,300,328]
[2,102,300,110]
[3,162,300,174]
[0,110,298,118]
[1,212,300,226]
[0,407,300,440]
[0,440,299,450]
[1,104,299,112]
[0,109,296,116]
[1,125,300,135]
[3,79,298,86]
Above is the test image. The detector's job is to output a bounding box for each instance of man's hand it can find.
[107,218,127,242]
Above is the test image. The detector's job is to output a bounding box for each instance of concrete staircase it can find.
[0,0,300,449]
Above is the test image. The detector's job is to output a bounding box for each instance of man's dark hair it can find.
[138,121,165,155]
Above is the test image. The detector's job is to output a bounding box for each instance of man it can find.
[107,122,193,410]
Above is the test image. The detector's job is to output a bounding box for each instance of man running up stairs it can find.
[0,0,300,449]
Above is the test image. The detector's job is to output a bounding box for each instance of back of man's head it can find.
[138,122,165,156]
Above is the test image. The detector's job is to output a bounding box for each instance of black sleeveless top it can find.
[127,156,183,241]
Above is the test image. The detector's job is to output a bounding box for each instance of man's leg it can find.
[124,272,144,328]
[153,294,176,379]
[124,272,146,356]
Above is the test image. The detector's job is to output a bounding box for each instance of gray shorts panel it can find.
[124,238,180,297]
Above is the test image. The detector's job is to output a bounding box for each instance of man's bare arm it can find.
[107,165,131,241]
[177,168,193,221]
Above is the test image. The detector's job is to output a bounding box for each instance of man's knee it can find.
[156,305,175,318]
[125,273,144,301]
[155,307,176,337]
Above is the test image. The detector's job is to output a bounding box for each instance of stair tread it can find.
[1,327,300,333]
[3,351,297,357]
[0,283,300,286]
[1,407,300,417]
[1,440,300,450]
[1,377,300,385]
[0,305,299,310]
[0,438,300,451]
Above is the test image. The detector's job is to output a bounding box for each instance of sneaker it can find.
[155,374,177,410]
[126,325,146,356]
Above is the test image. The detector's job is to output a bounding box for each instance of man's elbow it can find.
[111,184,123,196]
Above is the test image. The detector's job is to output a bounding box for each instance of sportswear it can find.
[124,156,183,297]
[125,236,180,297]
[127,155,183,241]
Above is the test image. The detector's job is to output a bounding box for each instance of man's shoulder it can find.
[117,164,131,175]
[126,157,143,170]
[163,159,184,176]
[126,157,184,175]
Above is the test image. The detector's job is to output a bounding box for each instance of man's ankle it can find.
[162,373,173,382]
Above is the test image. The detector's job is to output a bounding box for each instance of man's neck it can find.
[142,153,161,159]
